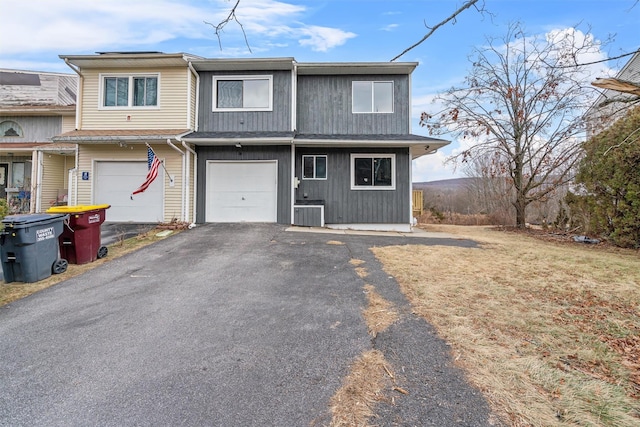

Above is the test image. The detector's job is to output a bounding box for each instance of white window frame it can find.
[350,153,396,190]
[302,155,328,180]
[352,81,394,114]
[212,75,274,112]
[99,73,160,110]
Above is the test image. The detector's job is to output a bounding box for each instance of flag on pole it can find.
[132,147,161,195]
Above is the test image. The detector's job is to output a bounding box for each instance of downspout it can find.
[180,139,197,224]
[64,59,82,207]
[35,150,43,213]
[64,58,83,130]
[290,60,298,224]
[73,144,78,206]
[166,139,186,222]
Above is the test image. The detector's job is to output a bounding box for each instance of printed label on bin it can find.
[88,214,101,224]
[36,227,55,242]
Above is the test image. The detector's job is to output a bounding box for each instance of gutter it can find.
[180,139,197,224]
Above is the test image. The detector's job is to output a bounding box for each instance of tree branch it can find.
[390,0,485,62]
[204,0,252,53]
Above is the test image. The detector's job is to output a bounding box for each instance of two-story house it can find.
[55,52,448,231]
[0,69,77,214]
[55,52,202,222]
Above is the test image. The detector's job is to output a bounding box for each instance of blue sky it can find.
[1,0,638,182]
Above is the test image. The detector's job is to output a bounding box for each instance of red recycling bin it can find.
[46,205,110,264]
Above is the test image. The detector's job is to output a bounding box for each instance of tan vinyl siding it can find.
[61,115,76,133]
[40,154,72,211]
[80,67,190,130]
[76,143,184,222]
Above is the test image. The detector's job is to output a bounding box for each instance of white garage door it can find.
[206,161,277,222]
[94,161,163,222]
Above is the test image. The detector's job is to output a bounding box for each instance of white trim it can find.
[301,154,327,180]
[350,153,396,190]
[212,75,273,112]
[326,223,411,233]
[352,80,394,114]
[98,72,161,110]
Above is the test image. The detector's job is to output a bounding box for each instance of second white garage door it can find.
[206,161,278,222]
[94,161,163,222]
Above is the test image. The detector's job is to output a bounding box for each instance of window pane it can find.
[315,156,327,179]
[243,79,269,108]
[133,78,146,106]
[116,78,128,106]
[145,77,157,106]
[373,82,393,113]
[217,80,242,108]
[133,77,158,106]
[303,156,314,179]
[352,81,372,113]
[104,78,116,106]
[354,158,373,186]
[373,157,392,186]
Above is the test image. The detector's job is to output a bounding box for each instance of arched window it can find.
[0,120,23,137]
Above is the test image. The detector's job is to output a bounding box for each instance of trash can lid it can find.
[47,204,111,214]
[2,213,68,226]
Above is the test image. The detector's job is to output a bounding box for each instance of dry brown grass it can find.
[373,225,640,427]
[0,229,175,307]
[329,349,393,427]
[362,284,399,338]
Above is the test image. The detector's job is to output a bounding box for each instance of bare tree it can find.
[390,0,488,61]
[205,0,252,53]
[420,22,601,228]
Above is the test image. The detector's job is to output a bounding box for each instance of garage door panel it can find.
[95,161,163,222]
[206,161,277,223]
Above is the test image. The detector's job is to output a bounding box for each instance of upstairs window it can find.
[213,75,272,111]
[352,81,393,113]
[302,155,327,180]
[351,154,395,190]
[102,74,158,108]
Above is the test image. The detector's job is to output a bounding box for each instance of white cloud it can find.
[380,24,399,32]
[0,0,212,55]
[297,26,357,52]
[412,150,461,182]
[0,0,356,58]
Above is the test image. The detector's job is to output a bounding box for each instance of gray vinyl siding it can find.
[0,116,61,143]
[197,71,291,132]
[296,75,410,135]
[195,145,291,224]
[295,147,410,224]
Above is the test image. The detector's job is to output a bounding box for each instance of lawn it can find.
[373,225,640,427]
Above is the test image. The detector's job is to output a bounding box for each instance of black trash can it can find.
[0,213,69,283]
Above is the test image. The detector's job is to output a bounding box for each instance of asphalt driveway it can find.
[0,224,497,426]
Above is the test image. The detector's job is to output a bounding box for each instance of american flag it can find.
[132,147,161,195]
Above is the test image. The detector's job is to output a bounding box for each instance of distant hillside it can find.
[413,177,474,191]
